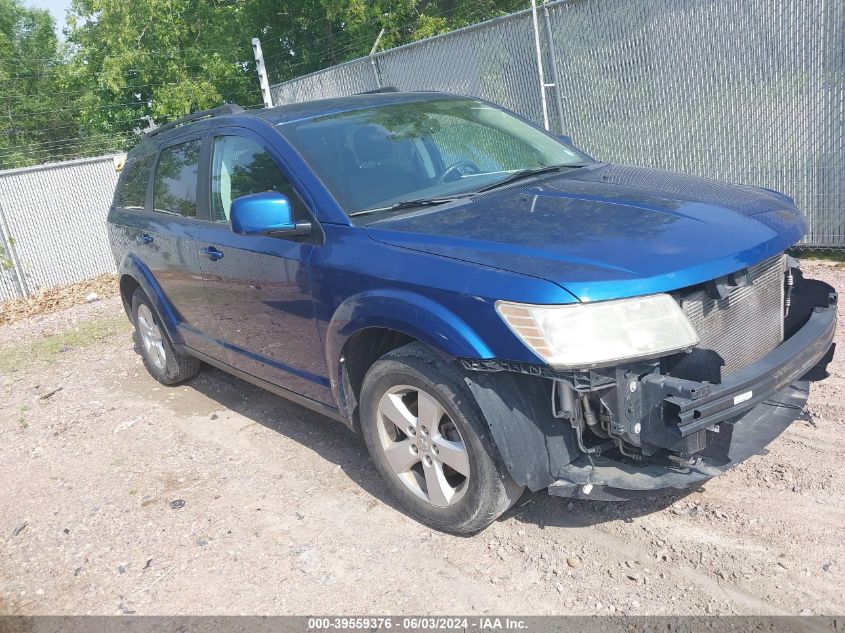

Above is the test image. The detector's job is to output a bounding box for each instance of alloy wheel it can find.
[375,384,470,507]
[136,304,167,372]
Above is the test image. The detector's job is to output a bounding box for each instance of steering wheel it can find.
[437,160,481,184]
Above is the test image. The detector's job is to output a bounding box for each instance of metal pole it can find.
[0,200,29,298]
[530,0,550,130]
[542,1,566,133]
[369,28,386,90]
[252,37,274,108]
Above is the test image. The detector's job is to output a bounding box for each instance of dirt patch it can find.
[0,263,841,616]
[0,274,119,327]
[0,314,128,375]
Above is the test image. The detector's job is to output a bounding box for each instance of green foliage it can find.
[0,237,14,270]
[0,0,525,170]
[0,0,77,168]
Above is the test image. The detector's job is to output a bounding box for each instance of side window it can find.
[153,140,201,217]
[210,135,307,223]
[117,154,153,210]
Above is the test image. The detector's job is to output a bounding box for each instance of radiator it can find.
[680,255,786,377]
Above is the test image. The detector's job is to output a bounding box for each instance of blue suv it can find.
[108,91,837,534]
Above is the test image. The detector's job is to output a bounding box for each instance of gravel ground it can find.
[0,263,842,616]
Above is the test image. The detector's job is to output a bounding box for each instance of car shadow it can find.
[184,365,412,518]
[183,364,697,534]
[501,487,696,531]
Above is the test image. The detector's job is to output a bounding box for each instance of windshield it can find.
[278,98,592,218]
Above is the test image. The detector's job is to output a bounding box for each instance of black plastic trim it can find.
[644,305,836,439]
[549,381,810,497]
[147,104,244,137]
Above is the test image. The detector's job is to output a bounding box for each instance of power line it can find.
[0,99,267,160]
[0,116,151,136]
[0,44,253,65]
[4,88,261,122]
[262,2,468,80]
[0,79,243,99]
[0,141,131,162]
[1,76,259,102]
[3,60,252,81]
[0,132,137,155]
[262,22,394,63]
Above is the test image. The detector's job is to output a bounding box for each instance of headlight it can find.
[496,294,699,369]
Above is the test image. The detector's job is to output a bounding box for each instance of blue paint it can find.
[364,162,805,302]
[107,91,807,418]
[231,191,295,234]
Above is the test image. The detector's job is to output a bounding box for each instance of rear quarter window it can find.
[117,154,154,210]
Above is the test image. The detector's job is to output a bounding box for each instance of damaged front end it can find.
[463,256,837,501]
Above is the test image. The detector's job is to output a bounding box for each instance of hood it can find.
[364,163,806,302]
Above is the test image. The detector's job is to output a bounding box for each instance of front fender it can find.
[324,289,494,406]
[118,254,184,346]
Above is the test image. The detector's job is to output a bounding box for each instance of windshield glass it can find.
[278,98,592,218]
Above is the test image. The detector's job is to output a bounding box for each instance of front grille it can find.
[680,255,785,377]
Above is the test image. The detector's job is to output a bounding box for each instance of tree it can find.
[64,0,259,147]
[0,0,528,170]
[254,0,527,84]
[0,0,83,169]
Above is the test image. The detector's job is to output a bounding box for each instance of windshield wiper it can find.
[349,195,471,218]
[349,164,588,218]
[473,164,579,194]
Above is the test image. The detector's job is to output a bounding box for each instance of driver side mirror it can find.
[230,191,311,238]
[558,134,574,146]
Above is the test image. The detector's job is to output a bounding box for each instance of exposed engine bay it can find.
[463,255,837,500]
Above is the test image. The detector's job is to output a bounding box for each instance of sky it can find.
[26,0,72,32]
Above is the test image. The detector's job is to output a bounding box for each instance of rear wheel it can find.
[131,289,200,385]
[360,343,523,534]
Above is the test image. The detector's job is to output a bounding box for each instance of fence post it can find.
[530,0,550,130]
[252,38,275,108]
[542,1,566,133]
[369,28,386,90]
[0,200,29,298]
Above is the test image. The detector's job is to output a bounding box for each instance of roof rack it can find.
[147,103,244,137]
[356,87,400,95]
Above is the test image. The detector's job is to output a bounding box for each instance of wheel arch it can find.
[117,254,184,346]
[325,289,494,427]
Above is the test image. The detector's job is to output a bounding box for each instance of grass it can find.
[790,247,845,263]
[18,404,29,430]
[0,315,129,374]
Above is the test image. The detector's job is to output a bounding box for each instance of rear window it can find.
[153,140,201,217]
[117,154,153,210]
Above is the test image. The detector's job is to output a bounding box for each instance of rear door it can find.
[195,129,332,405]
[141,136,220,355]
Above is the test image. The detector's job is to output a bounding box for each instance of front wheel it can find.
[359,343,523,534]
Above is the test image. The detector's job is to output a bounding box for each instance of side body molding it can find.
[324,289,494,415]
[118,253,185,346]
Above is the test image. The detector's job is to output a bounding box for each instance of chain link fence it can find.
[270,0,845,249]
[0,0,842,302]
[0,156,120,301]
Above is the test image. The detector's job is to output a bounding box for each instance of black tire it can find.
[359,342,523,534]
[131,289,201,385]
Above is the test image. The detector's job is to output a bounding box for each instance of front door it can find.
[196,132,332,405]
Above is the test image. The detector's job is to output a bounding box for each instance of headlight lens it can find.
[496,294,699,369]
